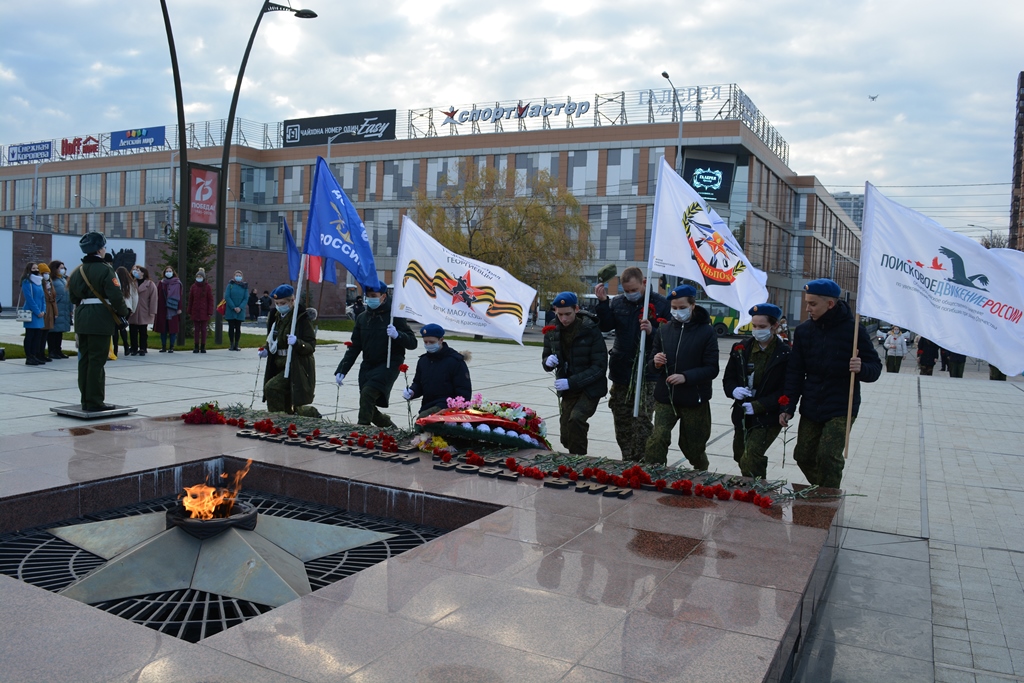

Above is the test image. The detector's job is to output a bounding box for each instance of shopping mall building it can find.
[0,84,861,320]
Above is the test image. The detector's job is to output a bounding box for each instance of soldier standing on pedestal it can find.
[68,232,129,411]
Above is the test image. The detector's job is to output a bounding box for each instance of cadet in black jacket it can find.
[723,303,790,478]
[403,323,472,417]
[780,279,882,488]
[542,291,608,455]
[594,266,671,462]
[645,285,719,468]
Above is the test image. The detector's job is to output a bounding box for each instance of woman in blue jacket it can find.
[20,262,46,366]
[223,269,249,351]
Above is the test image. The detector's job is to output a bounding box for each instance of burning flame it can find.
[180,459,252,520]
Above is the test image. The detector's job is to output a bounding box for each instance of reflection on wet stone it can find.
[655,495,718,509]
[626,529,702,562]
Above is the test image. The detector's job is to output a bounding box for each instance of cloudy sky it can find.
[0,0,1019,235]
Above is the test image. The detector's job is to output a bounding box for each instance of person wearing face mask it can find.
[112,266,137,357]
[644,285,719,468]
[403,324,472,417]
[48,260,72,360]
[187,268,215,353]
[223,270,248,351]
[335,284,417,427]
[541,291,608,456]
[19,262,47,366]
[36,263,58,360]
[594,266,671,462]
[68,232,130,410]
[127,266,158,356]
[258,284,319,416]
[780,279,881,489]
[155,266,183,352]
[722,303,791,478]
[882,325,907,373]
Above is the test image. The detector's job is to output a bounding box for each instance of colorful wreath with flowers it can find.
[415,393,551,450]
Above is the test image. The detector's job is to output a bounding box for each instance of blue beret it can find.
[271,284,294,298]
[420,323,445,338]
[552,291,578,308]
[804,278,841,298]
[668,284,697,300]
[749,303,782,320]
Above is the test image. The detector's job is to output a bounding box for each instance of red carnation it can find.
[344,341,353,347]
[694,484,704,496]
[582,467,594,478]
[305,435,313,442]
[541,325,556,335]
[399,364,409,373]
[312,429,321,437]
[441,452,452,463]
[654,479,667,491]
[656,318,668,324]
[778,395,791,407]
[568,471,579,481]
[506,457,518,471]
[716,489,731,501]
[759,497,772,509]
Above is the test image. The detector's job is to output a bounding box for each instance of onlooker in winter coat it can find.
[112,266,137,357]
[917,338,939,376]
[883,326,907,373]
[247,288,260,321]
[187,268,215,353]
[20,262,47,366]
[48,260,72,359]
[128,266,158,355]
[155,267,183,352]
[224,270,248,351]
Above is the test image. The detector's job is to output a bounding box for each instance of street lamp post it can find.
[326,131,345,170]
[159,0,190,302]
[214,1,317,344]
[661,72,684,176]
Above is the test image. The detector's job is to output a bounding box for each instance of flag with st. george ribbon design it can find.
[301,156,379,289]
[859,182,1024,375]
[648,156,769,330]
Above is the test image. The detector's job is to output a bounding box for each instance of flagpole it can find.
[842,312,861,460]
[284,253,307,379]
[633,163,664,417]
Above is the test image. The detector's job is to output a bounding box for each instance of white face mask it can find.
[165,271,173,279]
[58,267,66,276]
[235,275,243,282]
[752,328,774,343]
[133,270,142,279]
[671,308,691,323]
[624,291,642,302]
[196,277,204,283]
[42,273,50,281]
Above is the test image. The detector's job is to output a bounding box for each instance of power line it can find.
[827,182,1012,188]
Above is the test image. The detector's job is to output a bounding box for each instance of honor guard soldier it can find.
[258,284,320,416]
[68,232,130,411]
[723,303,790,479]
[594,266,671,462]
[780,279,881,488]
[335,284,418,427]
[542,291,608,456]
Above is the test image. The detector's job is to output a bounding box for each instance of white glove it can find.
[742,402,754,415]
[335,373,345,386]
[257,348,268,359]
[386,324,399,339]
[545,354,559,368]
[554,378,569,391]
[731,387,753,401]
[287,334,297,346]
[402,387,414,400]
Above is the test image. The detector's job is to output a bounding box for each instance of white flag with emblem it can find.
[392,216,537,344]
[649,156,769,329]
[859,183,1024,375]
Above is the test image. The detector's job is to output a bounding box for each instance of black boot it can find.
[200,345,206,354]
[193,345,200,354]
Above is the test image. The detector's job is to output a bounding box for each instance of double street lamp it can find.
[661,71,684,176]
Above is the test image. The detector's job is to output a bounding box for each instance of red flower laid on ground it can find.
[541,325,556,334]
[505,457,518,471]
[305,435,313,442]
[312,428,321,437]
[654,479,667,491]
[441,452,452,463]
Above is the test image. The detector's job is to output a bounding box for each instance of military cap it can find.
[420,323,445,338]
[79,231,106,254]
[596,264,617,283]
[668,284,697,300]
[552,291,578,308]
[271,284,295,299]
[749,303,782,320]
[804,278,841,298]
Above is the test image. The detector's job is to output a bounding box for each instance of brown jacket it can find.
[42,279,57,330]
[129,279,159,326]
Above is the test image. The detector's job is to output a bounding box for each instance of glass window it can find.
[364,162,378,201]
[426,157,460,197]
[124,171,141,206]
[362,208,398,257]
[46,176,66,209]
[588,204,636,261]
[330,162,359,200]
[514,152,559,196]
[382,160,418,201]
[283,165,303,203]
[14,178,34,210]
[105,172,121,207]
[145,169,170,204]
[605,148,639,196]
[566,150,598,196]
[106,212,127,238]
[240,167,278,205]
[78,173,101,209]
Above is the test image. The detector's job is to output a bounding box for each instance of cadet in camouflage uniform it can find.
[594,266,670,462]
[68,232,130,411]
[542,291,608,456]
[780,279,881,488]
[258,284,319,416]
[644,285,719,468]
[722,303,790,479]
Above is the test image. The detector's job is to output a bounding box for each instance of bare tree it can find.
[980,233,1010,249]
[414,162,592,300]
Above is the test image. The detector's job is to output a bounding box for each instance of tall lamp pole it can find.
[215,1,317,343]
[661,71,684,176]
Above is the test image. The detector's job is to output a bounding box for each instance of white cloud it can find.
[0,63,15,81]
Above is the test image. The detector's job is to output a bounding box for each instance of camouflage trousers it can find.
[732,422,782,479]
[644,401,711,469]
[608,381,656,462]
[264,372,321,417]
[793,415,855,489]
[558,391,601,455]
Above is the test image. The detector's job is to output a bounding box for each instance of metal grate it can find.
[0,491,445,642]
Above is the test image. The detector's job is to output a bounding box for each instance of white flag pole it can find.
[284,253,307,379]
[632,163,664,417]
